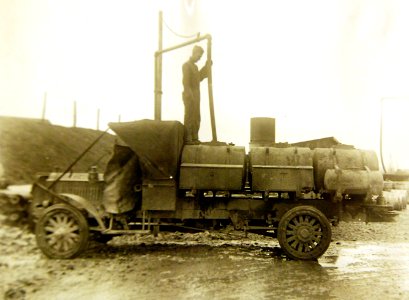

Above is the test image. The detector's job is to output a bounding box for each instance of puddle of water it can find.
[321,242,409,269]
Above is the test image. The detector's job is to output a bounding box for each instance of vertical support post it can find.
[142,211,146,230]
[154,11,163,121]
[206,36,217,142]
[42,92,47,121]
[73,101,77,128]
[380,98,387,173]
[97,108,100,130]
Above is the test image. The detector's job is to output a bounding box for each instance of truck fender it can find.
[59,193,106,230]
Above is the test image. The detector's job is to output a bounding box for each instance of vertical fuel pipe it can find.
[154,11,163,121]
[206,35,217,142]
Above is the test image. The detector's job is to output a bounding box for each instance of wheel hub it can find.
[297,226,312,242]
[54,226,71,238]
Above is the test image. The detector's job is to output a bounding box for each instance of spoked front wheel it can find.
[35,203,89,259]
[277,205,332,260]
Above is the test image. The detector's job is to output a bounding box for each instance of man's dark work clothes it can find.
[182,46,208,143]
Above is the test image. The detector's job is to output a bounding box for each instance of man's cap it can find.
[192,45,204,55]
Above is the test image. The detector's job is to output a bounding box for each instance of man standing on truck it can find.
[182,45,209,144]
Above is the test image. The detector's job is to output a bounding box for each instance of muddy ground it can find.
[1,210,409,300]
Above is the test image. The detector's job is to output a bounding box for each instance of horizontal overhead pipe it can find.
[155,34,211,56]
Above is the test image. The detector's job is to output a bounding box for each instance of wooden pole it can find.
[97,108,100,130]
[154,11,163,121]
[42,92,47,121]
[379,98,387,173]
[73,101,77,128]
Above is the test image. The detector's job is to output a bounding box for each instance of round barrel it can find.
[324,169,383,195]
[250,117,275,146]
[313,148,380,191]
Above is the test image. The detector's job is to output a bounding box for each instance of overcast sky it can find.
[1,0,409,170]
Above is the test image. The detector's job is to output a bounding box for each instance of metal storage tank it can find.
[324,169,384,195]
[250,147,314,193]
[179,145,246,191]
[313,148,383,195]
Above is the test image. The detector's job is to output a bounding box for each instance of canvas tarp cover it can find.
[109,120,185,180]
[103,144,140,214]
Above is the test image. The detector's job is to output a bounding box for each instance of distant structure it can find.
[291,137,354,150]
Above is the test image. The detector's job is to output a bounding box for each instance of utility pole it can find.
[380,98,386,173]
[73,101,77,128]
[42,92,47,121]
[97,108,100,130]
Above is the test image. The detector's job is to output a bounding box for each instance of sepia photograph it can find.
[1,0,409,299]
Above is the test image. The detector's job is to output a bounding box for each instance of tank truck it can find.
[30,32,391,261]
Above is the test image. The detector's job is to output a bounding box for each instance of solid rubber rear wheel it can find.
[277,205,332,260]
[35,203,89,259]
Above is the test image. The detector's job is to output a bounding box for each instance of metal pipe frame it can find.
[154,33,217,142]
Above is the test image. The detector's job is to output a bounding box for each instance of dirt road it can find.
[1,209,409,300]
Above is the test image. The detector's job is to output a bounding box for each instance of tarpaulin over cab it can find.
[108,120,185,180]
[103,144,140,214]
[103,120,184,213]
